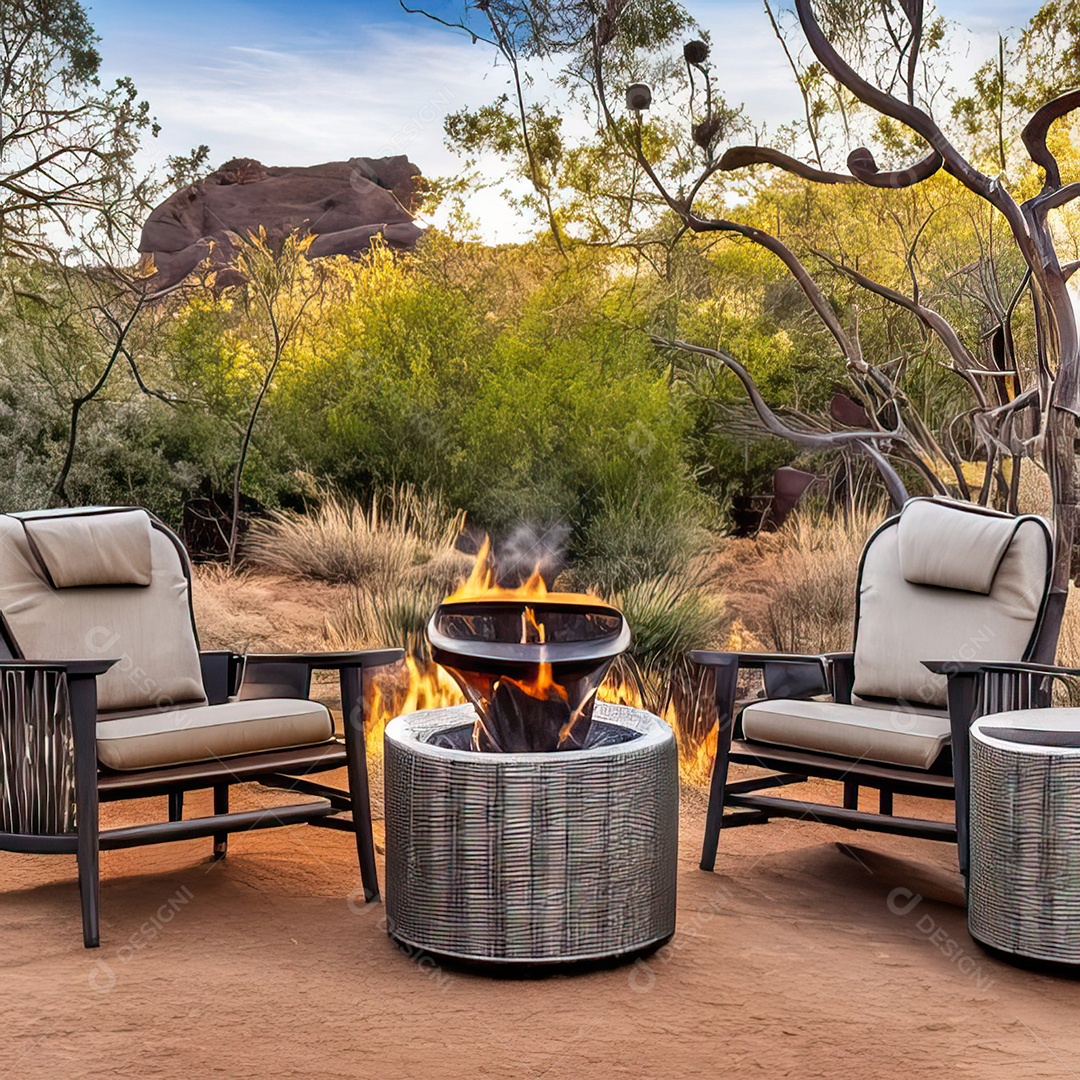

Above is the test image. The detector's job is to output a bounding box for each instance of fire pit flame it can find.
[445,537,547,602]
[427,539,630,753]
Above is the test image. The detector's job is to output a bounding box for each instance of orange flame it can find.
[444,537,548,602]
[365,655,464,759]
[502,661,568,702]
[597,676,717,785]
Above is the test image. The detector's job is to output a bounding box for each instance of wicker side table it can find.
[969,710,1080,966]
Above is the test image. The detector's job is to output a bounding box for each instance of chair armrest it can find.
[691,650,834,668]
[0,658,116,753]
[827,653,856,704]
[242,649,404,671]
[923,659,1080,678]
[238,650,405,702]
[0,660,116,728]
[691,649,844,702]
[0,659,116,676]
[923,658,1074,723]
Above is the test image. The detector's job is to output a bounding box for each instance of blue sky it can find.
[87,0,1044,239]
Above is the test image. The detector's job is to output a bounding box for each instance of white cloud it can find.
[92,0,1047,244]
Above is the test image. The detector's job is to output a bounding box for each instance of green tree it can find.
[222,231,326,564]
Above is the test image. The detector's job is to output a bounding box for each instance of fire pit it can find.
[384,702,677,968]
[383,551,678,970]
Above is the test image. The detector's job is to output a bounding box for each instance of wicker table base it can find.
[383,702,679,969]
[969,709,1080,967]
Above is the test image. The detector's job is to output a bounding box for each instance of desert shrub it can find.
[63,401,243,527]
[600,572,723,738]
[710,505,887,654]
[271,250,701,548]
[245,485,466,588]
[572,486,713,592]
[454,274,697,539]
[271,248,486,499]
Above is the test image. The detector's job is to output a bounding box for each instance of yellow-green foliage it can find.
[262,244,698,555]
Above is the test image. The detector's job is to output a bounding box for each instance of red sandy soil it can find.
[4,771,1080,1080]
[6,573,1078,1077]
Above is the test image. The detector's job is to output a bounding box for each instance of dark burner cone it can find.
[480,678,574,752]
[427,596,630,753]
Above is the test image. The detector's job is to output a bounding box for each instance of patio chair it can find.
[0,506,403,947]
[692,497,1059,875]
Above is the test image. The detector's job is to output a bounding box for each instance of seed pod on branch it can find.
[693,115,722,150]
[683,39,709,65]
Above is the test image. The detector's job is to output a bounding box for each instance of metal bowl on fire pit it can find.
[427,595,631,752]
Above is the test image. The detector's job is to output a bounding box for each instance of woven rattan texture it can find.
[0,670,73,835]
[385,702,678,963]
[970,728,1080,963]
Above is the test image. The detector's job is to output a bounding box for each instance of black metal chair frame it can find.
[692,507,1059,877]
[0,510,403,948]
[0,650,402,950]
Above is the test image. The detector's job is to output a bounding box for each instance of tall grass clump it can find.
[711,504,886,654]
[574,491,713,593]
[245,484,466,589]
[762,508,881,653]
[599,571,723,748]
[326,579,452,660]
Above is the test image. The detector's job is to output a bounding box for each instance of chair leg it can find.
[946,672,980,877]
[77,841,100,950]
[843,781,859,810]
[212,784,229,860]
[878,788,893,816]
[700,658,739,873]
[70,675,101,948]
[341,665,380,901]
[168,791,184,822]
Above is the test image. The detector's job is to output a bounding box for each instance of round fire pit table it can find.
[969,709,1080,968]
[383,701,678,970]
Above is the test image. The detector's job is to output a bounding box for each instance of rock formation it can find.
[139,156,424,288]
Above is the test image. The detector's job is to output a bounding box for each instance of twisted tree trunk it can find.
[591,0,1080,596]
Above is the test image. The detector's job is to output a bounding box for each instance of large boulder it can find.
[139,156,424,287]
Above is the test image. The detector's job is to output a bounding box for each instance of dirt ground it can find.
[6,570,1078,1078]
[4,771,1080,1080]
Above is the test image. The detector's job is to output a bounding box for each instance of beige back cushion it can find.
[853,504,1049,708]
[0,511,206,714]
[896,498,1020,594]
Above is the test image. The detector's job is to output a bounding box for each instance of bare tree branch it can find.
[1021,88,1080,190]
[846,146,943,188]
[652,336,914,506]
[718,145,857,184]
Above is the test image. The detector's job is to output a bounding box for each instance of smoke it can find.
[494,522,571,588]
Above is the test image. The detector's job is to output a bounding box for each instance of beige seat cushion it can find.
[96,698,334,771]
[741,698,951,770]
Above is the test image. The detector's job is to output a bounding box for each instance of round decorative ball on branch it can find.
[693,115,722,149]
[683,39,710,65]
[625,83,653,112]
